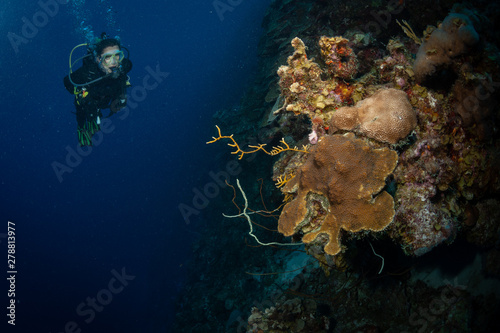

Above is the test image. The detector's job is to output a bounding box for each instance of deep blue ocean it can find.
[0,0,271,332]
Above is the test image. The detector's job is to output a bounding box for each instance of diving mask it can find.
[100,50,124,66]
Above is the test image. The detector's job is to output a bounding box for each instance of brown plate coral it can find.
[278,132,398,255]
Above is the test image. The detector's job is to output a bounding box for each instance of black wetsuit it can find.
[63,55,132,145]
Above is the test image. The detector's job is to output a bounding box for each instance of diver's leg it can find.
[75,100,100,146]
[75,102,92,146]
[85,105,101,138]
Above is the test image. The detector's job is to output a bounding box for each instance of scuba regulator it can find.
[68,32,130,86]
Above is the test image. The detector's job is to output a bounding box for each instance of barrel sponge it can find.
[413,13,479,82]
[330,88,417,144]
[278,133,398,255]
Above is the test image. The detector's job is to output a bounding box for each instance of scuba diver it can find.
[64,33,132,146]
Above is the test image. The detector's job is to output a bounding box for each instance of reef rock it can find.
[319,36,359,79]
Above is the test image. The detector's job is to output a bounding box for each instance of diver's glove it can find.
[110,94,127,113]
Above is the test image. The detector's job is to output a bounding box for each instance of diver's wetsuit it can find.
[63,55,132,146]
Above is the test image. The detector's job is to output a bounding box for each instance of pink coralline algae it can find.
[396,77,406,88]
[394,183,456,256]
[308,130,318,144]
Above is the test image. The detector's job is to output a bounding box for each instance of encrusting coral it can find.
[278,133,398,255]
[277,37,354,124]
[319,36,359,79]
[329,88,417,144]
[247,298,329,332]
[278,37,335,117]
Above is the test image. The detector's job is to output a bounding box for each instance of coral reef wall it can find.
[175,1,500,332]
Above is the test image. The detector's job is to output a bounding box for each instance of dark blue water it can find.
[0,0,271,331]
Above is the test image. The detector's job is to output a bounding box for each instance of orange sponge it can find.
[413,13,479,83]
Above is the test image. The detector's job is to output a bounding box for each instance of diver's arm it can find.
[108,66,131,114]
[64,60,104,93]
[108,80,128,114]
[64,66,89,93]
